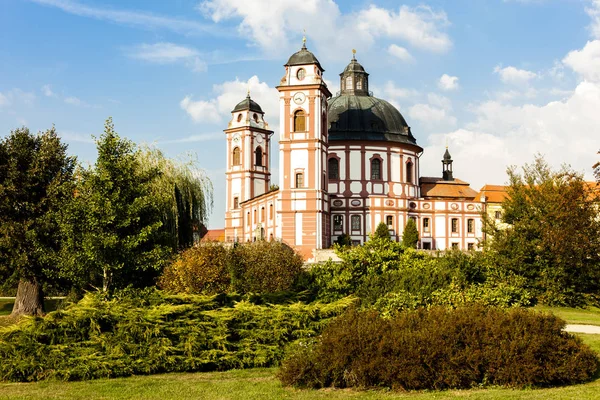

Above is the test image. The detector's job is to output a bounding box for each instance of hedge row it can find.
[0,289,355,382]
[278,305,599,390]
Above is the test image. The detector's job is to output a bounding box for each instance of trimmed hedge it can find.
[278,305,599,390]
[0,289,355,382]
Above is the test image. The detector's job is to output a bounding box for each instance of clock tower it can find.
[224,93,273,242]
[276,39,332,257]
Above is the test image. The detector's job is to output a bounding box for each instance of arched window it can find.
[346,76,353,90]
[255,146,263,166]
[356,78,362,90]
[295,172,304,188]
[269,204,274,219]
[371,158,381,180]
[294,110,306,132]
[467,218,474,233]
[328,158,339,180]
[406,161,413,183]
[261,207,265,222]
[232,147,241,166]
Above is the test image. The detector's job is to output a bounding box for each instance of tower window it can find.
[233,197,239,209]
[423,217,430,232]
[346,76,353,90]
[333,215,343,231]
[255,146,263,166]
[237,114,242,122]
[406,161,413,183]
[467,218,474,233]
[295,172,304,188]
[356,78,362,90]
[371,159,381,180]
[253,113,259,123]
[297,68,306,80]
[232,147,241,166]
[328,158,339,180]
[451,218,459,233]
[351,215,361,231]
[294,110,306,132]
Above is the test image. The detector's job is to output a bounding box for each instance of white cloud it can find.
[586,0,600,39]
[387,44,414,62]
[407,92,455,129]
[180,75,279,125]
[0,92,9,107]
[41,84,56,97]
[438,74,459,91]
[129,42,207,72]
[64,96,88,107]
[199,1,451,57]
[494,65,538,85]
[563,40,600,82]
[379,81,419,100]
[30,0,220,36]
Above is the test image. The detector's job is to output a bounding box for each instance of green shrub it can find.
[0,289,355,382]
[373,222,390,240]
[401,218,419,248]
[278,306,599,390]
[158,242,230,294]
[230,240,304,293]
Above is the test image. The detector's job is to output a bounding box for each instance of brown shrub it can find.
[230,240,304,293]
[278,305,599,390]
[158,242,230,294]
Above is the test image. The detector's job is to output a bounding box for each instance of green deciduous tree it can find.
[61,118,172,293]
[402,218,419,249]
[0,127,76,316]
[374,221,391,240]
[484,155,600,306]
[137,146,212,250]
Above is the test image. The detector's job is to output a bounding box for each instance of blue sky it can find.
[1,0,599,228]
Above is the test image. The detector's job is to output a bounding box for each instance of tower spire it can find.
[302,29,307,49]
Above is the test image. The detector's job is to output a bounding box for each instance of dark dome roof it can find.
[327,95,419,146]
[285,43,323,70]
[343,58,366,73]
[443,148,452,160]
[232,94,263,113]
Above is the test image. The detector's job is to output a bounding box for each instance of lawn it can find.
[1,366,600,400]
[535,305,600,326]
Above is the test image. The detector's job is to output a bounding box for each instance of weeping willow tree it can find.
[137,146,213,250]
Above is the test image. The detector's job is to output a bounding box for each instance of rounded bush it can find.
[278,305,599,390]
[158,242,230,294]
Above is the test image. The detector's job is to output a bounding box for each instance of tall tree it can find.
[61,118,171,292]
[373,222,391,241]
[136,146,213,250]
[0,127,76,316]
[402,219,419,249]
[484,155,600,306]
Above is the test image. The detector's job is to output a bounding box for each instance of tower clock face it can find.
[233,134,240,143]
[256,135,263,143]
[293,92,306,104]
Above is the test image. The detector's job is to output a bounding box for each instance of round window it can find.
[297,68,306,80]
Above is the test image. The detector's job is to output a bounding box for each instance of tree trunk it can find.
[11,278,45,317]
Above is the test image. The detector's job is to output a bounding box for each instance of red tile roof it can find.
[201,229,225,242]
[420,177,479,199]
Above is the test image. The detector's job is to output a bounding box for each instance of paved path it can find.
[565,324,600,334]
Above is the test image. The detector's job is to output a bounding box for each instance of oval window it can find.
[297,68,306,80]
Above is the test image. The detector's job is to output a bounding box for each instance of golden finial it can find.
[302,29,307,48]
[445,137,449,149]
[352,49,356,60]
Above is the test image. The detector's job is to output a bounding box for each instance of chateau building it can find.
[223,41,485,259]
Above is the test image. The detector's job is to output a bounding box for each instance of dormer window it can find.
[297,68,306,80]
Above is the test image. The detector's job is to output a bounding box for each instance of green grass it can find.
[1,366,600,400]
[535,306,600,326]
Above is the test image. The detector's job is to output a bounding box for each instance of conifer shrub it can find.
[278,306,598,390]
[0,289,355,382]
[158,242,230,294]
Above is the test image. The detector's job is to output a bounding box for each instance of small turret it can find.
[442,147,453,181]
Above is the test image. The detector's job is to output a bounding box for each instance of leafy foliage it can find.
[60,118,172,293]
[0,127,76,315]
[334,234,351,247]
[373,222,390,240]
[401,218,419,249]
[0,289,355,382]
[137,146,212,250]
[159,240,304,295]
[158,242,230,294]
[278,306,599,390]
[484,156,600,306]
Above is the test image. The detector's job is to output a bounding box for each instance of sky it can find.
[1,0,599,228]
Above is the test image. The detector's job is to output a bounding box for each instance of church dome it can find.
[232,94,263,113]
[328,94,418,145]
[285,42,323,70]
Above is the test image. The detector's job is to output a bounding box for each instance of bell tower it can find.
[442,147,454,181]
[224,93,273,242]
[276,39,332,256]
